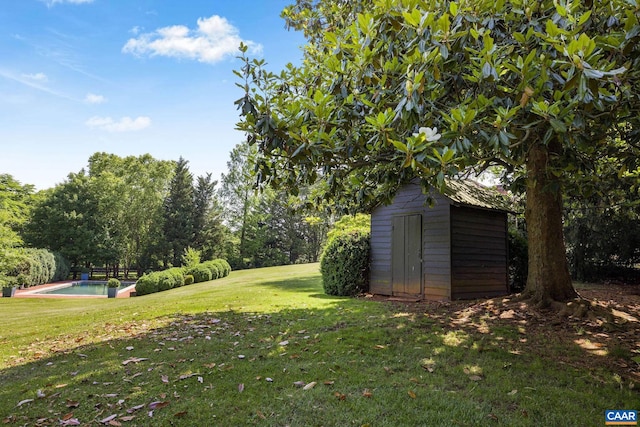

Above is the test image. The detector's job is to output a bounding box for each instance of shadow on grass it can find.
[1,299,638,426]
[257,277,325,294]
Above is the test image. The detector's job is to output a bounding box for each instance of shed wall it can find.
[370,183,426,295]
[450,206,508,299]
[370,183,452,299]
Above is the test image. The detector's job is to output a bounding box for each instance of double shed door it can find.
[391,214,423,296]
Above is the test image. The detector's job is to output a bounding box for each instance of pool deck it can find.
[13,281,137,299]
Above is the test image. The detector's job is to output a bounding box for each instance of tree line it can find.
[0,141,636,287]
[0,146,330,284]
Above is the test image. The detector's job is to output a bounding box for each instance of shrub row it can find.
[0,248,70,288]
[135,259,231,296]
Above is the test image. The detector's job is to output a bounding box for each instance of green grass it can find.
[0,263,637,426]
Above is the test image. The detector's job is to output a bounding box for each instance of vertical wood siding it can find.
[370,183,426,295]
[450,206,508,299]
[422,199,452,300]
[370,183,452,299]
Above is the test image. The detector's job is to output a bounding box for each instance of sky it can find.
[0,0,306,190]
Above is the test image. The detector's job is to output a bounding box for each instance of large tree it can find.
[236,0,640,307]
[162,157,195,266]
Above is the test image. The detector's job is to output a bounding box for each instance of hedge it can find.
[134,259,232,297]
[187,265,213,283]
[1,248,70,288]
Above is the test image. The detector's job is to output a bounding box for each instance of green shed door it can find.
[392,214,422,295]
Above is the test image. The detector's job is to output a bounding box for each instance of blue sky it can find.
[0,0,305,190]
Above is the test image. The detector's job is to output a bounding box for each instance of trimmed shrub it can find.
[187,265,213,283]
[107,278,120,288]
[184,274,194,285]
[202,261,221,279]
[135,274,158,296]
[157,273,174,292]
[165,267,185,288]
[320,230,370,296]
[5,248,61,287]
[215,259,232,277]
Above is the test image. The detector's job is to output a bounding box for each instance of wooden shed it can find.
[369,179,510,300]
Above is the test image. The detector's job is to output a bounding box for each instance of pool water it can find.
[36,281,134,296]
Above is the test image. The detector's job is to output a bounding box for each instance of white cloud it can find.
[41,0,94,6]
[122,15,262,64]
[86,116,151,132]
[84,93,106,104]
[21,72,48,82]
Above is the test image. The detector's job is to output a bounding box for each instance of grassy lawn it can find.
[0,263,637,426]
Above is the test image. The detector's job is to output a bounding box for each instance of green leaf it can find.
[449,2,458,17]
[482,62,492,79]
[402,10,421,27]
[441,148,455,163]
[550,119,567,133]
[583,68,604,79]
[391,140,408,153]
[578,10,592,26]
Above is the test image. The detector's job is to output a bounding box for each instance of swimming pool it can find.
[32,281,135,296]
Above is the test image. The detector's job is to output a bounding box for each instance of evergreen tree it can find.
[162,157,195,267]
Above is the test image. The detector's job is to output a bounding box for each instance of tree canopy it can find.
[236,0,640,306]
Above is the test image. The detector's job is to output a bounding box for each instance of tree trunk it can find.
[523,143,577,306]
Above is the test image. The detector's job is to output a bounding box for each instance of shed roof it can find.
[442,179,512,212]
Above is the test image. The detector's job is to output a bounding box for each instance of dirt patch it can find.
[368,283,640,387]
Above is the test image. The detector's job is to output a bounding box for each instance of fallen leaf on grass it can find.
[126,404,145,413]
[303,382,317,390]
[324,381,334,386]
[362,389,373,398]
[279,340,289,346]
[293,381,306,388]
[334,392,346,400]
[374,344,386,349]
[174,411,187,418]
[119,416,135,422]
[65,399,79,408]
[148,401,170,410]
[508,389,518,395]
[179,373,201,380]
[257,410,266,420]
[487,413,499,421]
[16,399,33,407]
[122,357,148,365]
[408,390,416,399]
[469,375,483,382]
[238,383,244,393]
[61,413,75,421]
[36,389,46,398]
[161,375,169,384]
[59,418,81,426]
[98,414,118,424]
